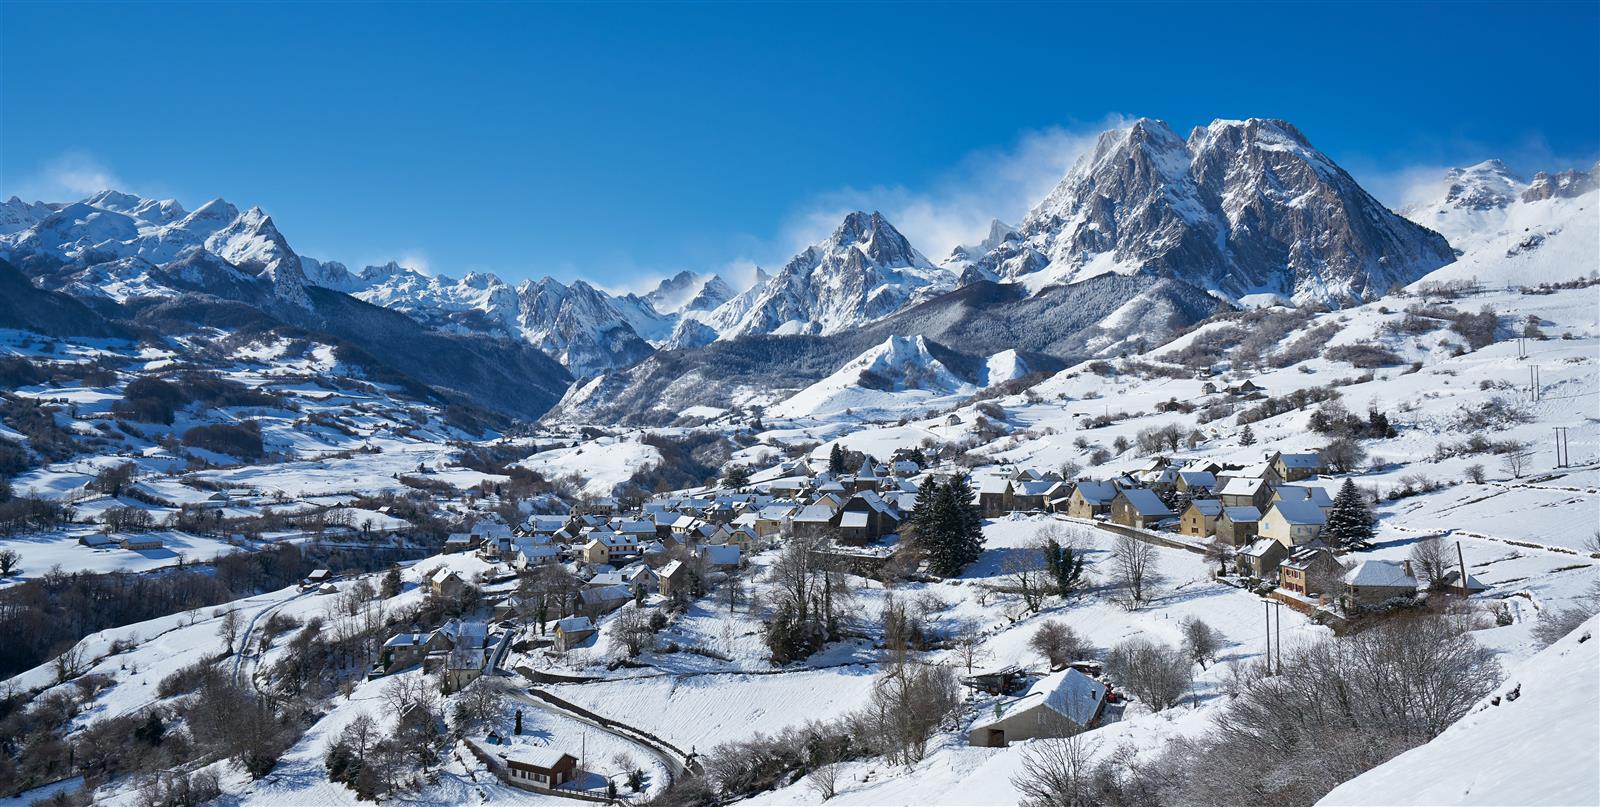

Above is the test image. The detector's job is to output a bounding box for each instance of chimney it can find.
[1402,560,1414,578]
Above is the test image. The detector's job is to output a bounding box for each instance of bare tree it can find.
[0,548,19,576]
[1464,463,1486,484]
[1029,620,1093,670]
[219,608,242,652]
[53,642,85,683]
[452,678,506,735]
[864,664,962,765]
[1408,535,1452,590]
[950,620,990,674]
[806,760,841,801]
[1501,443,1531,478]
[1001,546,1051,613]
[1109,533,1161,608]
[614,606,655,658]
[1011,735,1099,807]
[1180,617,1222,669]
[1105,638,1191,711]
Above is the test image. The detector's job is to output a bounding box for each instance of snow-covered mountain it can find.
[684,211,957,345]
[966,118,1456,304]
[768,334,975,419]
[940,218,1020,280]
[0,191,315,310]
[644,270,735,315]
[1404,160,1600,288]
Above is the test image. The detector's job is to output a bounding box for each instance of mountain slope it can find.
[0,258,128,338]
[969,118,1456,304]
[768,335,976,419]
[1319,616,1600,807]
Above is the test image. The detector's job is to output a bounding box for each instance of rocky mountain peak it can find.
[974,116,1454,303]
[1522,162,1600,202]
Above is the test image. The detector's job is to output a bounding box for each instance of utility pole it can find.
[1456,541,1470,598]
[1263,600,1272,676]
[1553,426,1570,468]
[1274,600,1282,672]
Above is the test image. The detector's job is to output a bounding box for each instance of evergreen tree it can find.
[1324,478,1376,550]
[828,443,846,474]
[1239,424,1256,446]
[722,464,751,488]
[1367,409,1396,438]
[380,566,402,598]
[925,474,984,575]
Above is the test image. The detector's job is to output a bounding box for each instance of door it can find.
[988,729,1006,747]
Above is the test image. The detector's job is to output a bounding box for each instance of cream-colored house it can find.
[1258,499,1327,547]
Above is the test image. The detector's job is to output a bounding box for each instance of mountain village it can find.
[0,121,1596,807]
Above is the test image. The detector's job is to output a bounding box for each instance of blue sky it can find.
[3,2,1596,290]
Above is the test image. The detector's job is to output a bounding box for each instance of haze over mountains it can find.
[2,116,1596,423]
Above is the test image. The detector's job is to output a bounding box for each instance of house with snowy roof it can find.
[1237,537,1288,578]
[1066,480,1119,520]
[1215,505,1263,545]
[1218,476,1273,510]
[1278,543,1342,598]
[1180,498,1224,537]
[1270,451,1326,482]
[503,747,579,788]
[1343,560,1419,608]
[968,668,1107,747]
[1259,499,1327,547]
[1272,484,1335,516]
[552,616,595,651]
[1110,488,1175,530]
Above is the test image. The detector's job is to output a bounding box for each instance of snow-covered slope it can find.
[1319,616,1600,807]
[768,334,974,419]
[1405,161,1600,288]
[966,118,1456,304]
[692,212,957,342]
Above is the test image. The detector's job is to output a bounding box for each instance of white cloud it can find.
[4,151,128,202]
[776,115,1131,261]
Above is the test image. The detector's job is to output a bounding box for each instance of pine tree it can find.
[829,443,846,474]
[1324,478,1376,550]
[1240,424,1256,446]
[380,566,402,598]
[949,474,983,564]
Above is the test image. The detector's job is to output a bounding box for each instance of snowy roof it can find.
[1186,499,1224,517]
[1119,488,1174,516]
[1241,538,1282,557]
[658,559,685,578]
[1073,479,1119,505]
[973,669,1106,732]
[1276,485,1334,508]
[839,511,869,529]
[1014,479,1056,497]
[554,616,594,633]
[1222,505,1262,523]
[1178,471,1217,488]
[795,505,835,523]
[506,747,575,771]
[579,585,631,605]
[1344,560,1418,589]
[1268,499,1327,526]
[1276,452,1324,468]
[699,544,741,565]
[1220,477,1267,496]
